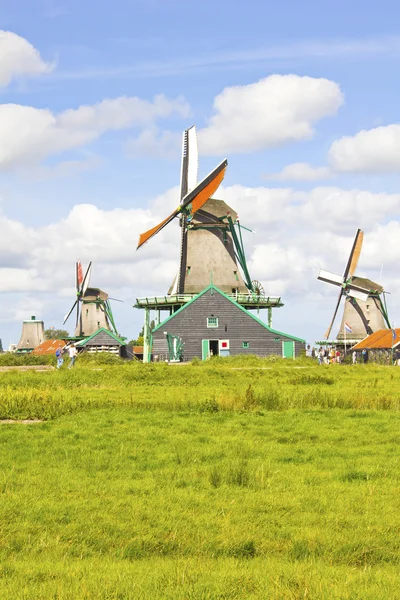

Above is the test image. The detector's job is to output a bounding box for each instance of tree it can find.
[44,329,69,340]
[0,339,3,353]
[128,321,155,346]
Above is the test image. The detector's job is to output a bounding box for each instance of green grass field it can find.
[0,357,399,598]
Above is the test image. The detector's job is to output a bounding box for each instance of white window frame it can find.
[207,317,218,328]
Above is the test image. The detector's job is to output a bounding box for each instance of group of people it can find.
[315,347,342,365]
[55,344,78,369]
[306,344,371,365]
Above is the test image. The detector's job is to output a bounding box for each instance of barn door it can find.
[201,339,209,361]
[282,341,295,359]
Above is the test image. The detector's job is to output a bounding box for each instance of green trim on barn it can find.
[75,327,125,347]
[152,284,305,343]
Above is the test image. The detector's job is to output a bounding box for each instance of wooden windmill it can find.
[318,229,390,341]
[137,126,265,298]
[63,261,120,337]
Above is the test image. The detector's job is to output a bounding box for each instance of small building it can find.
[352,328,400,364]
[151,285,305,361]
[75,328,127,356]
[32,339,66,356]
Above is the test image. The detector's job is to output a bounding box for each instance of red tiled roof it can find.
[32,339,66,355]
[352,329,400,350]
[133,346,144,354]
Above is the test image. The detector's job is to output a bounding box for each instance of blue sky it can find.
[1,0,400,347]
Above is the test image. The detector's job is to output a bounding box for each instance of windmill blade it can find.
[187,126,198,194]
[80,261,92,295]
[343,229,364,280]
[324,289,344,339]
[317,269,344,286]
[137,209,182,249]
[137,159,228,250]
[347,288,369,302]
[179,126,199,200]
[63,299,78,325]
[76,261,83,291]
[182,158,227,214]
[75,297,81,329]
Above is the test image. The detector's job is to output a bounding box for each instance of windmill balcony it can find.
[135,292,283,311]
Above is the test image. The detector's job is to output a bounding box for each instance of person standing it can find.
[55,347,64,369]
[352,350,357,365]
[68,344,78,369]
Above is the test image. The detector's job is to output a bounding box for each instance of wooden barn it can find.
[352,328,400,364]
[151,285,305,361]
[75,328,127,356]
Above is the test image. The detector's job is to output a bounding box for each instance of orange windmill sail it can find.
[137,159,228,250]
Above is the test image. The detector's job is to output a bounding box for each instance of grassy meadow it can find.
[0,356,399,598]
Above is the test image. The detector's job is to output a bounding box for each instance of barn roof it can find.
[352,329,400,350]
[152,284,305,342]
[32,339,66,355]
[75,328,125,347]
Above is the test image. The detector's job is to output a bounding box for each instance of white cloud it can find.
[23,155,102,182]
[264,162,333,181]
[126,127,180,158]
[0,95,189,170]
[198,74,343,155]
[329,124,400,173]
[0,31,54,87]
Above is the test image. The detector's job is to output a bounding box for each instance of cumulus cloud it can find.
[0,95,189,170]
[328,124,400,173]
[264,162,333,181]
[126,127,181,159]
[0,30,54,87]
[198,74,343,155]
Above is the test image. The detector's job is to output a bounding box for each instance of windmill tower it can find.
[318,229,390,341]
[63,261,120,337]
[16,316,45,352]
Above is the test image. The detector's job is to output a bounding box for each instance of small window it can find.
[242,341,249,349]
[233,270,239,281]
[186,266,191,275]
[207,317,218,328]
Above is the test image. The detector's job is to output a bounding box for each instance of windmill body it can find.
[75,287,111,337]
[169,198,248,295]
[318,230,390,341]
[64,262,119,338]
[16,316,45,352]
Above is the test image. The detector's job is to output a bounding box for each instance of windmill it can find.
[318,229,390,341]
[16,316,45,353]
[137,126,264,298]
[63,261,120,337]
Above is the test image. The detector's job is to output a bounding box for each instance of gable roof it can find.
[75,328,125,347]
[152,284,305,342]
[32,339,66,355]
[352,328,400,350]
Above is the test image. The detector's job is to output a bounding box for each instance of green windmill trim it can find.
[75,327,125,347]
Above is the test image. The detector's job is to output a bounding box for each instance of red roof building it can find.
[32,339,66,355]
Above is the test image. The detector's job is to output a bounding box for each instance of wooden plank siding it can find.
[152,287,304,361]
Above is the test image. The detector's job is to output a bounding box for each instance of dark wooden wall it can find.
[152,288,305,361]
